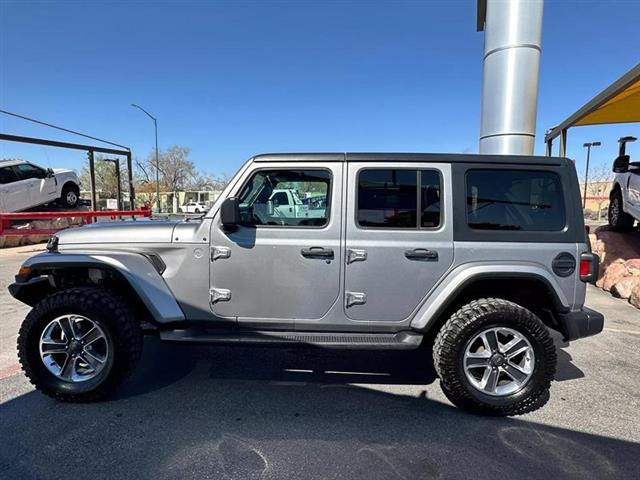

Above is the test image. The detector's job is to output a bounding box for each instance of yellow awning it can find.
[575,77,640,126]
[545,63,640,153]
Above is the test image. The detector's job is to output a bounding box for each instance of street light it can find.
[131,103,160,213]
[582,141,601,209]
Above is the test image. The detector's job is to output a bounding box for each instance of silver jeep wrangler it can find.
[9,153,603,415]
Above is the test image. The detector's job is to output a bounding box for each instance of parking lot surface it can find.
[1,246,639,479]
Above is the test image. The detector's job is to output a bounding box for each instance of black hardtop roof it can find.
[252,152,567,166]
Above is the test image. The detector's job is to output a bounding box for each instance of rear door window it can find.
[466,169,566,231]
[357,169,442,229]
[357,169,417,228]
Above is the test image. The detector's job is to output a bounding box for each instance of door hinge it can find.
[345,291,367,308]
[346,248,367,264]
[209,287,231,304]
[210,246,231,261]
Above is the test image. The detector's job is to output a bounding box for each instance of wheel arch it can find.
[61,180,80,192]
[411,266,570,337]
[9,252,185,326]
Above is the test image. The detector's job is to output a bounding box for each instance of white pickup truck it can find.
[608,136,639,232]
[0,160,81,212]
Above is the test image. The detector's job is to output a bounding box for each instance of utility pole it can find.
[131,103,161,213]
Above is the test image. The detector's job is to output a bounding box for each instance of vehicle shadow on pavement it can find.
[553,333,586,382]
[0,336,637,480]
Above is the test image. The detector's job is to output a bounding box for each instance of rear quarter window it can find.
[466,169,566,232]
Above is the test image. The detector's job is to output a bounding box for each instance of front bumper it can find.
[558,307,604,341]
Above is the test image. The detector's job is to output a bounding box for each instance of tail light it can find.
[579,253,599,283]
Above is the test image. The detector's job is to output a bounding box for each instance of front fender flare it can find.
[12,251,185,324]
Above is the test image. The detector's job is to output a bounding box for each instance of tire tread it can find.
[433,297,556,416]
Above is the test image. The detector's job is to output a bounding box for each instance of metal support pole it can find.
[545,139,552,156]
[88,150,97,211]
[559,129,567,157]
[126,151,135,210]
[582,145,591,208]
[114,159,122,211]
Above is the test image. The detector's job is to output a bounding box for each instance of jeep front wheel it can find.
[608,189,635,232]
[17,287,143,402]
[433,298,556,416]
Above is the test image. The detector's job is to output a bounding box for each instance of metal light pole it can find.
[131,103,161,212]
[582,141,601,209]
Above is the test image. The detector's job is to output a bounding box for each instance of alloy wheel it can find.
[463,327,535,396]
[39,314,109,382]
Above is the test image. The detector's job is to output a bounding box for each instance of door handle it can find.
[404,248,438,261]
[301,247,334,259]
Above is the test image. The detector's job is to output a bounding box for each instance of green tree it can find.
[79,154,129,198]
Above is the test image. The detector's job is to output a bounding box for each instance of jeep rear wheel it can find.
[17,287,143,402]
[433,298,556,416]
[608,190,635,232]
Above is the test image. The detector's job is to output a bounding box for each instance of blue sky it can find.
[1,0,638,178]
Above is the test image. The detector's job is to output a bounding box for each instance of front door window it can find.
[237,169,331,227]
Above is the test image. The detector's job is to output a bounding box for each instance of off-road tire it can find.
[17,287,143,402]
[433,298,556,416]
[60,183,80,208]
[608,189,635,232]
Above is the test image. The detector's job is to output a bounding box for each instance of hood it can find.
[52,168,75,175]
[56,220,179,245]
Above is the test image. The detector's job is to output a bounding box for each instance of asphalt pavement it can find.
[0,245,639,479]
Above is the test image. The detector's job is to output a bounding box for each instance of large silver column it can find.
[479,0,544,155]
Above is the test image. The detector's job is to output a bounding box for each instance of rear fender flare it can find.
[410,262,570,331]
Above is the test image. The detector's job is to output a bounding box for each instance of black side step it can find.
[159,329,423,350]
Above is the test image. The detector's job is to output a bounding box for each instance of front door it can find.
[15,163,56,207]
[208,163,342,326]
[344,163,454,322]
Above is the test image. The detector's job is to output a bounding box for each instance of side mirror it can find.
[46,168,55,178]
[613,155,630,173]
[220,197,240,228]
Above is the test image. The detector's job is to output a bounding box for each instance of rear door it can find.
[344,162,454,322]
[0,166,25,211]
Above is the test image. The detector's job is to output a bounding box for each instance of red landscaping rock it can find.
[630,285,640,309]
[611,276,640,300]
[602,261,629,292]
[624,259,640,275]
[595,226,640,269]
